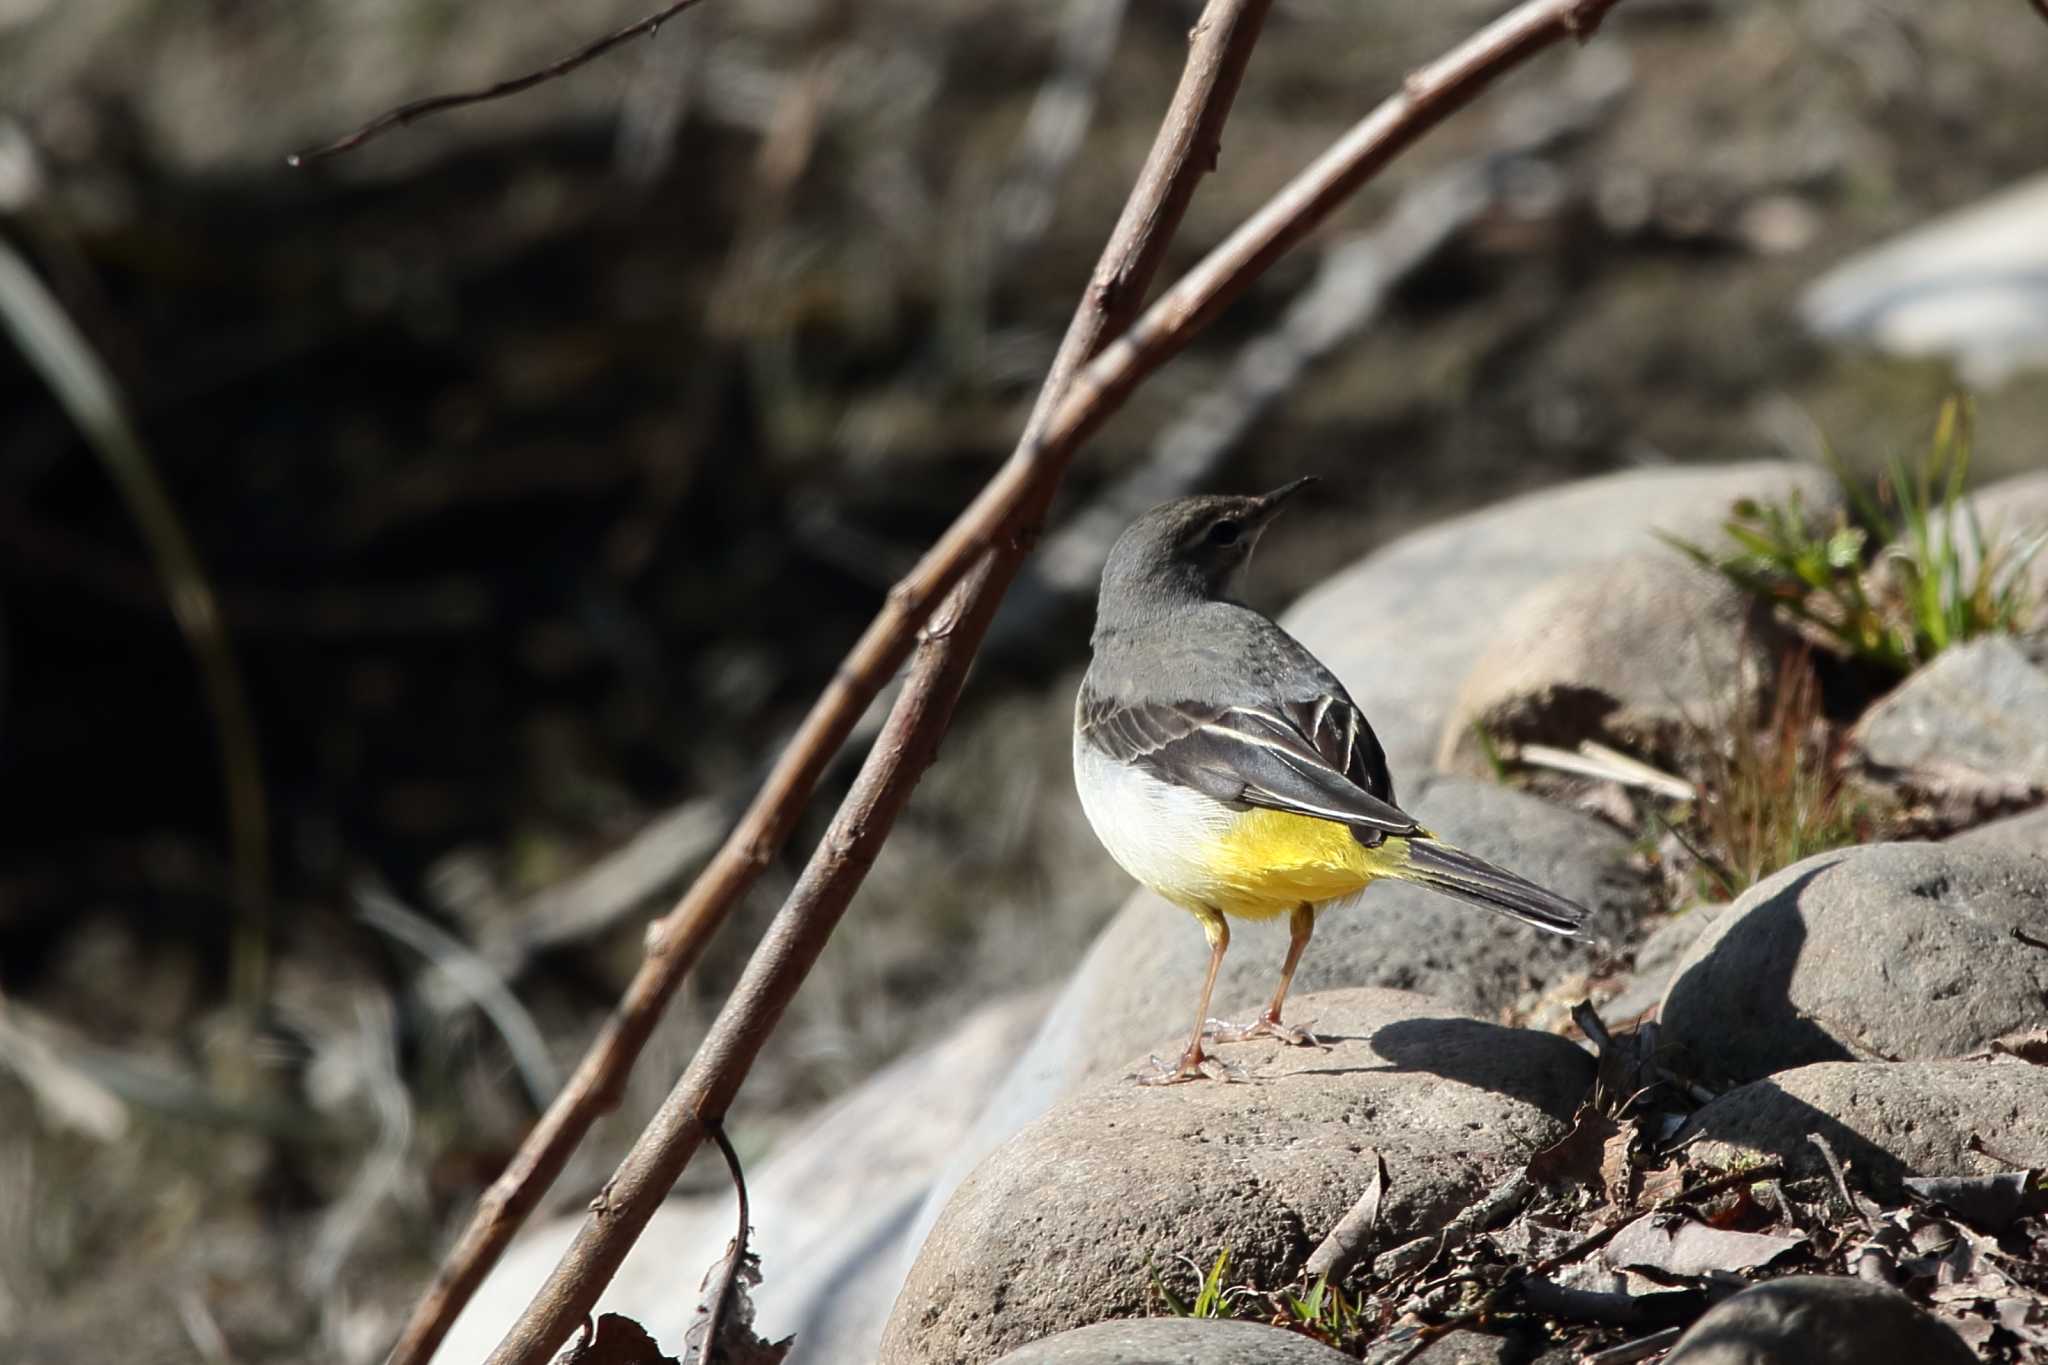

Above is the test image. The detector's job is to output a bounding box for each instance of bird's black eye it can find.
[1207,518,1244,547]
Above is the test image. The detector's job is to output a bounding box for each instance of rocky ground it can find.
[5,1,2048,1362]
[440,461,2048,1364]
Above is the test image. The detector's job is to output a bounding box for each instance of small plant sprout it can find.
[1666,397,2042,677]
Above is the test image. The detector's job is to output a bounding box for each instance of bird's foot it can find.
[1132,1050,1245,1085]
[1205,1014,1325,1049]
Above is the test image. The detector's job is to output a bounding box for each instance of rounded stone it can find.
[1664,1276,1974,1365]
[1658,842,2048,1082]
[1674,1059,2048,1193]
[883,988,1593,1365]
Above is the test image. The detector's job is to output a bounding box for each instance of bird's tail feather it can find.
[1393,838,1588,937]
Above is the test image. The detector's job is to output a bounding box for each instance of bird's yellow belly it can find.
[1072,733,1406,921]
[1195,807,1389,920]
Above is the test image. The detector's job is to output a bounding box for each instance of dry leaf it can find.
[1528,1101,1623,1194]
[1636,1162,1685,1205]
[1600,1119,1640,1208]
[1603,1213,1804,1277]
[564,1315,679,1365]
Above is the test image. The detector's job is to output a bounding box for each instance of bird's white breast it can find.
[1072,727,1235,911]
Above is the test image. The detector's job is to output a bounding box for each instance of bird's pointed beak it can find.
[1249,476,1317,524]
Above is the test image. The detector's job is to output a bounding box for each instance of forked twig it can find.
[286,0,715,165]
[383,2,1634,1361]
[480,5,1631,1363]
[382,5,1270,1361]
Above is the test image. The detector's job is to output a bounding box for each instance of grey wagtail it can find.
[1073,479,1588,1084]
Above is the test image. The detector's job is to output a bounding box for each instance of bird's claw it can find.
[1132,1051,1245,1085]
[1205,1015,1326,1049]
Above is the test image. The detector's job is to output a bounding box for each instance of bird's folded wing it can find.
[1078,691,1417,840]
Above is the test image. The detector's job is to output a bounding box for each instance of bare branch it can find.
[379,5,1270,1361]
[286,0,715,165]
[476,2,1631,1362]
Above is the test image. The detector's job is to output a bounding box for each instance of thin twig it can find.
[0,237,271,1025]
[411,3,1636,1361]
[286,0,715,164]
[1375,1172,1534,1280]
[382,6,1268,1362]
[1808,1131,1878,1235]
[356,884,561,1109]
[695,1122,749,1362]
[490,1,1636,1358]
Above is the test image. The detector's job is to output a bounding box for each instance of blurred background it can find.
[2,0,2046,1359]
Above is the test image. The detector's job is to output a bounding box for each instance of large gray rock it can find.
[1658,842,2048,1083]
[1849,636,2048,793]
[883,989,1592,1365]
[1664,1276,1975,1365]
[1676,1060,2048,1192]
[905,775,1644,1278]
[990,1319,1355,1365]
[1283,463,1840,775]
[431,991,1046,1365]
[1950,803,2048,857]
[1437,553,1779,772]
[1801,170,2048,386]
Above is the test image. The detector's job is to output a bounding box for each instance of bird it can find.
[1072,477,1589,1084]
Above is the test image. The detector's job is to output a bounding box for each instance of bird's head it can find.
[1095,477,1315,625]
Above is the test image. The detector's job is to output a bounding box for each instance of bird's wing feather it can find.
[1077,688,1415,841]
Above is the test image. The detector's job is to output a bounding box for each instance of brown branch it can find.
[479,2,1632,1362]
[285,0,715,165]
[380,5,1269,1363]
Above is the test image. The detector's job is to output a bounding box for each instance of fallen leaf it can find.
[1528,1100,1622,1194]
[565,1315,679,1365]
[1636,1162,1684,1205]
[1601,1118,1640,1207]
[1603,1213,1804,1277]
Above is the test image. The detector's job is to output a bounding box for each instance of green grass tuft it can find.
[1665,396,2042,677]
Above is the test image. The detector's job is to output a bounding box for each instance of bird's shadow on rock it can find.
[1658,865,1852,1083]
[1302,1017,1596,1120]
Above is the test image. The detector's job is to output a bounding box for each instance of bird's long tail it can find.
[1389,836,1588,937]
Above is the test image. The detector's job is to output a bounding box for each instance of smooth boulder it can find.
[1283,463,1840,775]
[1676,1060,2048,1192]
[1664,1275,1975,1365]
[1659,842,2048,1082]
[1849,636,2048,794]
[990,1319,1355,1365]
[1437,553,1779,772]
[907,775,1645,1276]
[1951,803,2048,858]
[883,989,1592,1365]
